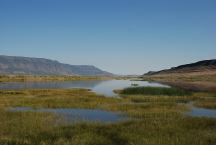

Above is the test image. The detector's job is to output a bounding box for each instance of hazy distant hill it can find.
[0,55,112,76]
[144,59,216,75]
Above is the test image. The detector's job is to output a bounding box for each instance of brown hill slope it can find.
[144,59,216,76]
[143,60,216,92]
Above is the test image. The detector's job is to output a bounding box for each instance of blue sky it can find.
[0,0,216,74]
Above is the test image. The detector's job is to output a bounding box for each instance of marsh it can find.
[0,79,169,96]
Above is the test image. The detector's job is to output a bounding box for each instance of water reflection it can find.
[0,80,169,96]
[8,107,127,123]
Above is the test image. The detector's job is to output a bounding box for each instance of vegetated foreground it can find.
[0,87,216,145]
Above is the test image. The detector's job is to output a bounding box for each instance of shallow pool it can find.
[8,107,127,123]
[187,106,216,118]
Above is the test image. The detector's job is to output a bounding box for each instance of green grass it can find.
[120,86,191,96]
[0,75,112,82]
[1,111,216,145]
[0,88,216,145]
[0,89,122,109]
[194,100,216,109]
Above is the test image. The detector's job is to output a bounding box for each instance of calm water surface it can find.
[187,106,216,118]
[0,80,169,96]
[8,107,127,123]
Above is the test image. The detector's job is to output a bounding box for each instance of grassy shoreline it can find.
[0,86,216,144]
[142,72,216,92]
[0,75,114,82]
[120,87,191,96]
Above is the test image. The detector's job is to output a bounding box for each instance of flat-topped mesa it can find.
[0,55,113,76]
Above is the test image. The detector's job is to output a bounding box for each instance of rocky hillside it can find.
[0,55,112,76]
[144,59,216,75]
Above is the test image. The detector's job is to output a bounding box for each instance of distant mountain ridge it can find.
[144,59,216,75]
[0,55,112,76]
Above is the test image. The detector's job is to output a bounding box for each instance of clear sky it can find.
[0,0,216,75]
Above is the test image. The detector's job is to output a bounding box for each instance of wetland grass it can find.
[194,101,216,109]
[120,86,191,96]
[1,109,216,145]
[0,88,216,145]
[0,75,112,82]
[0,89,122,109]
